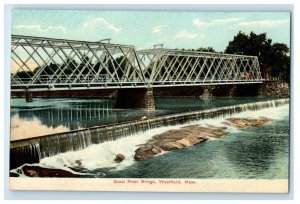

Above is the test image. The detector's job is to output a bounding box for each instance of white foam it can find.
[232,103,289,120]
[40,125,183,171]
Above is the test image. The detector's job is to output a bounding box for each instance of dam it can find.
[10,98,289,170]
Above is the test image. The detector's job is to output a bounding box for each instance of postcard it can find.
[9,9,290,192]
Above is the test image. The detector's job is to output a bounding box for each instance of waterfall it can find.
[10,140,41,169]
[10,98,289,169]
[38,130,93,158]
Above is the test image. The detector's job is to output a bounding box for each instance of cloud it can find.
[238,19,289,27]
[212,18,242,24]
[83,17,122,33]
[13,24,66,33]
[192,18,212,27]
[152,25,168,33]
[174,30,205,40]
[192,17,289,29]
[193,18,242,28]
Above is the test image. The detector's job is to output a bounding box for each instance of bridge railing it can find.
[12,75,146,86]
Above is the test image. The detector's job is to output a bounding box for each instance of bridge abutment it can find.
[258,81,289,97]
[114,88,155,110]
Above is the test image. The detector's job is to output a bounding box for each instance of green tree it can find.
[196,47,216,52]
[15,70,34,79]
[225,31,290,82]
[270,43,290,81]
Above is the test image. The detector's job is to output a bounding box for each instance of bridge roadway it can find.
[11,35,263,92]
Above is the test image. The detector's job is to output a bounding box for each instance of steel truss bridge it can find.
[11,35,263,91]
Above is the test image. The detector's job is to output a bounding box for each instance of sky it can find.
[12,10,290,52]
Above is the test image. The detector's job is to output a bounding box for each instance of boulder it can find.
[151,146,162,154]
[176,138,192,147]
[226,117,272,128]
[182,125,227,138]
[134,124,230,160]
[134,145,163,160]
[21,165,78,177]
[153,131,189,141]
[259,116,272,123]
[156,141,183,151]
[75,159,82,167]
[183,135,202,144]
[114,154,125,163]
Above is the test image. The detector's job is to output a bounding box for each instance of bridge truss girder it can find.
[11,35,263,92]
[11,35,146,91]
[137,48,262,87]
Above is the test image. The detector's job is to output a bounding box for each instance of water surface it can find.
[11,96,276,139]
[10,97,289,179]
[36,103,289,179]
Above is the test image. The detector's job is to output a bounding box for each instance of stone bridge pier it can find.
[25,91,33,102]
[113,84,263,110]
[114,88,155,110]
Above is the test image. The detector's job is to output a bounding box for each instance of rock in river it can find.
[134,145,163,160]
[133,124,227,160]
[21,165,78,177]
[226,117,272,128]
[115,154,125,163]
[75,159,82,167]
[133,116,272,161]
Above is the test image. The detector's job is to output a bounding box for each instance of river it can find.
[11,96,277,140]
[10,97,289,179]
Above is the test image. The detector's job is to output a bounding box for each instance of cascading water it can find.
[10,98,289,170]
[10,141,42,169]
[35,99,289,178]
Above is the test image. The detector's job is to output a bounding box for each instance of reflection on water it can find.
[10,115,70,141]
[11,98,115,130]
[11,96,276,139]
